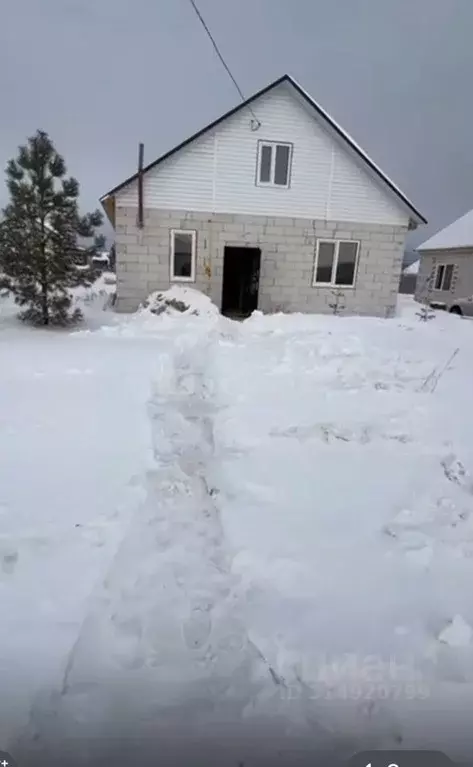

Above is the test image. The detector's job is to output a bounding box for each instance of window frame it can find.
[434,263,455,291]
[434,264,445,290]
[170,229,197,283]
[312,238,360,288]
[256,140,293,188]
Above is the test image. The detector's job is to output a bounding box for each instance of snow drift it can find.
[140,286,219,318]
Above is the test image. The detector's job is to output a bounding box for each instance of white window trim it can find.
[170,229,196,283]
[256,141,293,188]
[434,263,455,291]
[312,239,359,288]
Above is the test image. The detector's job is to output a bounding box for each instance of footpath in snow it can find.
[2,288,473,764]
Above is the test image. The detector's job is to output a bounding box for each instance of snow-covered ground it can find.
[1,286,473,765]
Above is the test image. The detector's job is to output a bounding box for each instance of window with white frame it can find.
[434,263,455,291]
[313,240,359,287]
[256,141,292,187]
[170,229,196,282]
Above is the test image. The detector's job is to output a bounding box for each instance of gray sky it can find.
[1,0,472,246]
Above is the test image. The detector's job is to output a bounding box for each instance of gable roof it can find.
[403,259,419,275]
[417,208,473,251]
[100,74,426,226]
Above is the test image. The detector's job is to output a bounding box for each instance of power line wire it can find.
[188,0,261,129]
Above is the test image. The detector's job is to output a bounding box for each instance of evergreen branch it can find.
[0,129,103,326]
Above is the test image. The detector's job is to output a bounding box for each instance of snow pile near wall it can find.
[141,286,219,318]
[96,286,222,339]
[72,272,116,311]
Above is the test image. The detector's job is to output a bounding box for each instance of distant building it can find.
[416,208,473,306]
[74,248,110,272]
[399,258,419,294]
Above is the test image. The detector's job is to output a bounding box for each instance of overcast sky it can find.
[1,0,472,246]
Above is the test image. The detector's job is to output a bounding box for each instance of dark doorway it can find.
[221,247,261,318]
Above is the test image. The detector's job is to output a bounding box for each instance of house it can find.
[100,74,426,318]
[73,236,111,270]
[36,217,108,272]
[91,251,111,271]
[399,252,419,294]
[415,208,473,307]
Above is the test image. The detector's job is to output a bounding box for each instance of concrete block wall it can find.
[115,205,407,317]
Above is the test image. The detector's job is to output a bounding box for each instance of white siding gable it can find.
[330,145,408,224]
[118,130,215,212]
[117,83,409,226]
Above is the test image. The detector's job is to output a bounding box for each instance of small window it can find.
[335,242,358,286]
[170,229,196,282]
[443,264,454,291]
[274,145,290,186]
[315,241,336,284]
[257,141,292,187]
[434,263,455,291]
[434,264,445,290]
[259,145,272,183]
[313,239,359,287]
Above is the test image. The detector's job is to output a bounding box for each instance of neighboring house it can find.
[40,219,109,272]
[74,247,110,271]
[399,258,419,295]
[402,248,419,272]
[100,74,426,318]
[91,251,111,271]
[416,208,473,307]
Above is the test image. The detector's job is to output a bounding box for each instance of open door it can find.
[221,247,261,318]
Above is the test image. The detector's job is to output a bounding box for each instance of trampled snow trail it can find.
[17,320,318,766]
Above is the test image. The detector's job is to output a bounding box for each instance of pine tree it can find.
[0,130,103,325]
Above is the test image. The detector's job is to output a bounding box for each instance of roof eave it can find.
[101,195,115,226]
[417,243,473,253]
[286,76,427,227]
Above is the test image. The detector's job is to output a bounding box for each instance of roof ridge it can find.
[417,207,473,251]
